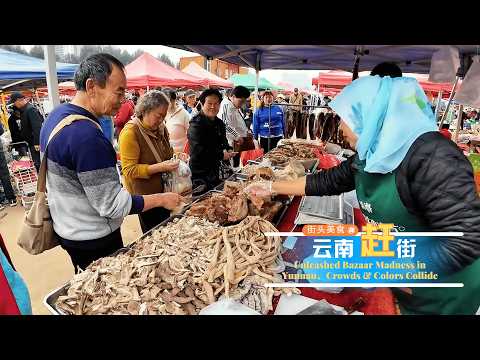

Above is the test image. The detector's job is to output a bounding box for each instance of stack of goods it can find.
[315,113,352,150]
[468,153,480,194]
[55,216,298,315]
[186,181,283,225]
[242,160,305,181]
[264,142,320,167]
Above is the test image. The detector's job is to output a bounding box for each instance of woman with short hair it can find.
[119,90,183,233]
[253,90,285,153]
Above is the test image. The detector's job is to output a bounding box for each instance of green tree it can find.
[157,53,176,68]
[63,53,80,64]
[78,45,105,61]
[29,45,44,59]
[0,45,29,55]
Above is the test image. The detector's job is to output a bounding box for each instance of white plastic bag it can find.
[429,46,460,83]
[199,298,261,315]
[454,56,480,108]
[163,158,192,196]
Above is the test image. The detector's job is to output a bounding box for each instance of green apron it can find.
[354,158,480,315]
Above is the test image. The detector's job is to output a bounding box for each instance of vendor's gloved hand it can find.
[244,181,273,197]
[159,192,185,210]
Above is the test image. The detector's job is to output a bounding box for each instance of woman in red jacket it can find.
[114,95,136,138]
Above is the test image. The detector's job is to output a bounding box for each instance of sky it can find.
[21,45,320,89]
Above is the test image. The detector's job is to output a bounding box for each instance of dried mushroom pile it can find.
[55,216,298,315]
[186,181,283,225]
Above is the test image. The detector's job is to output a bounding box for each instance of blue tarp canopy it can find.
[0,49,77,81]
[169,45,479,74]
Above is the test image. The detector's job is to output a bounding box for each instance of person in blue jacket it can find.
[98,115,114,143]
[253,91,285,152]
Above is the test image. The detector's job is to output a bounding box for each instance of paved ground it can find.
[0,204,142,315]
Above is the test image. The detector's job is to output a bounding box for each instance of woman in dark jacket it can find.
[188,89,237,190]
[245,63,480,315]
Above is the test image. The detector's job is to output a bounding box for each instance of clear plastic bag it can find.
[163,155,192,196]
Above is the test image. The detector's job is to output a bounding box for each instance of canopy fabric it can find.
[125,52,205,89]
[318,87,343,97]
[58,81,75,89]
[37,81,76,96]
[181,62,233,88]
[170,45,478,74]
[312,70,353,88]
[0,49,77,81]
[229,73,281,90]
[312,70,457,98]
[277,81,312,95]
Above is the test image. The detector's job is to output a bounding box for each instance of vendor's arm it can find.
[401,132,480,274]
[304,155,357,195]
[247,156,356,197]
[272,177,307,196]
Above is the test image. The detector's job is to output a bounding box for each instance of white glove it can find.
[243,181,273,197]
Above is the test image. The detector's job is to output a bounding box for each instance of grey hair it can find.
[74,53,125,91]
[135,90,170,119]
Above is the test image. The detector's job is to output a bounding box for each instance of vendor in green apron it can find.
[245,62,480,315]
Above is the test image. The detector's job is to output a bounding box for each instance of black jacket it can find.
[7,107,25,144]
[306,131,480,274]
[188,111,232,188]
[19,103,44,146]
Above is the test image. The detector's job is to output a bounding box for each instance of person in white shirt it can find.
[164,89,191,153]
[217,86,251,167]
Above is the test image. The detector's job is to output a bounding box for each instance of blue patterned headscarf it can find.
[329,75,438,174]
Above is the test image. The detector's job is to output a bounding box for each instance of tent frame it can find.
[175,45,457,73]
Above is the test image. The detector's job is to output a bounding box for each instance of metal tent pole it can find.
[44,45,60,110]
[33,88,46,118]
[352,55,361,81]
[434,90,443,121]
[454,105,463,144]
[268,104,271,151]
[254,69,259,115]
[438,77,459,129]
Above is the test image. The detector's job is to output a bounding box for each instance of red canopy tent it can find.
[312,70,458,99]
[37,81,76,96]
[312,70,353,89]
[181,62,233,88]
[125,52,205,89]
[319,87,343,97]
[277,81,312,95]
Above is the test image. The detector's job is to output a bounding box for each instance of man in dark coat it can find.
[8,92,44,172]
[7,105,28,156]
